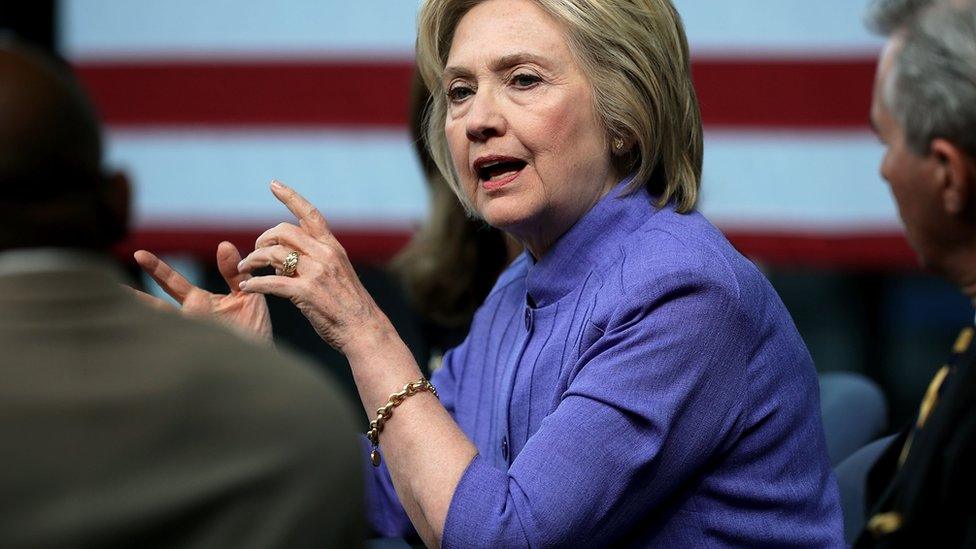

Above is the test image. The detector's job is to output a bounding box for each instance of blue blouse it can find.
[367,180,843,547]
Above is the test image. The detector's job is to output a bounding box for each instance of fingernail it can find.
[271,180,283,189]
[237,260,245,271]
[238,280,248,291]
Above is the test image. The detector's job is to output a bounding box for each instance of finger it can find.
[238,244,294,274]
[216,241,249,294]
[133,250,193,304]
[270,180,331,238]
[124,285,177,311]
[255,222,322,251]
[238,274,300,299]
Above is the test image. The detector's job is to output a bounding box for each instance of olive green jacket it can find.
[0,253,363,548]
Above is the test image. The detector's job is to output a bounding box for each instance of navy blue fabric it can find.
[367,180,844,547]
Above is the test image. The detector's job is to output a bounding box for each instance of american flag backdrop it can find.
[60,0,909,269]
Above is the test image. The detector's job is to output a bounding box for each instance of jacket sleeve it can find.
[441,270,752,548]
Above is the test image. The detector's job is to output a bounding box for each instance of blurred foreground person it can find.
[0,41,363,548]
[859,0,976,546]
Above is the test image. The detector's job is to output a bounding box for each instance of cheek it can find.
[444,121,469,177]
[883,170,918,228]
[880,148,910,200]
[551,103,594,151]
[528,101,602,175]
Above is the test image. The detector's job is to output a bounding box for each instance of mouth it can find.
[473,155,527,189]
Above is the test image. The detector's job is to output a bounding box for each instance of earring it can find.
[612,137,624,152]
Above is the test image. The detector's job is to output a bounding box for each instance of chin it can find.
[479,209,521,231]
[906,237,940,275]
[473,196,526,229]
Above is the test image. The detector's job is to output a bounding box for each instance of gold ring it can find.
[281,251,300,277]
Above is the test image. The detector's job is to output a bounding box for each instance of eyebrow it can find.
[443,52,551,83]
[490,52,550,72]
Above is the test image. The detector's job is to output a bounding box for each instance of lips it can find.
[473,155,527,185]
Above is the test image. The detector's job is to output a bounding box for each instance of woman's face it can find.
[443,0,620,257]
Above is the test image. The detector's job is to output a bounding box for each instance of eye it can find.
[447,83,474,104]
[511,73,542,89]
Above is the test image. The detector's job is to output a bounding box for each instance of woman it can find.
[137,0,843,546]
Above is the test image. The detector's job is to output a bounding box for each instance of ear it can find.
[931,138,974,216]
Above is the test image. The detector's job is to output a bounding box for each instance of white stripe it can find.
[109,129,898,232]
[60,0,422,61]
[700,130,897,232]
[107,129,428,228]
[62,0,882,61]
[674,0,884,57]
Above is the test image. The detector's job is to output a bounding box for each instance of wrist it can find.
[366,377,439,467]
[344,321,424,404]
[341,315,402,361]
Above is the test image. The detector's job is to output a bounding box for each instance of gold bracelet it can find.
[367,378,439,467]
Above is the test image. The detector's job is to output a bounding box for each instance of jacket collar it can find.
[524,178,657,308]
[0,249,131,316]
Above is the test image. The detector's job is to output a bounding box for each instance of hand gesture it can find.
[237,180,390,356]
[134,241,273,343]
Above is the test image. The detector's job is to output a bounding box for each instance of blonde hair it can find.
[416,0,703,214]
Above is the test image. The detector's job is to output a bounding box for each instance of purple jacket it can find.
[367,180,844,547]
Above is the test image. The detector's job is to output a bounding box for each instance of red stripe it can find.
[115,227,412,266]
[114,226,915,269]
[724,230,916,270]
[75,57,876,130]
[76,61,416,129]
[692,58,875,129]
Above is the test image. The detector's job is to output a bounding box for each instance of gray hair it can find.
[866,0,933,33]
[867,0,976,157]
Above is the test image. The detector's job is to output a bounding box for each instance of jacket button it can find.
[501,436,509,461]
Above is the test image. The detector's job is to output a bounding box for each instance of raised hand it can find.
[237,180,391,356]
[134,241,273,343]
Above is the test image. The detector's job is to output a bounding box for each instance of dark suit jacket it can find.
[855,327,976,548]
[0,255,364,548]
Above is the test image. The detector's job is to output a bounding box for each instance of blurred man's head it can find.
[868,0,976,280]
[0,40,128,252]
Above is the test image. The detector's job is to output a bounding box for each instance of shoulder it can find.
[588,206,784,335]
[129,308,364,539]
[601,210,738,306]
[133,305,358,433]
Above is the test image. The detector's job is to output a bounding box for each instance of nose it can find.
[465,88,505,142]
